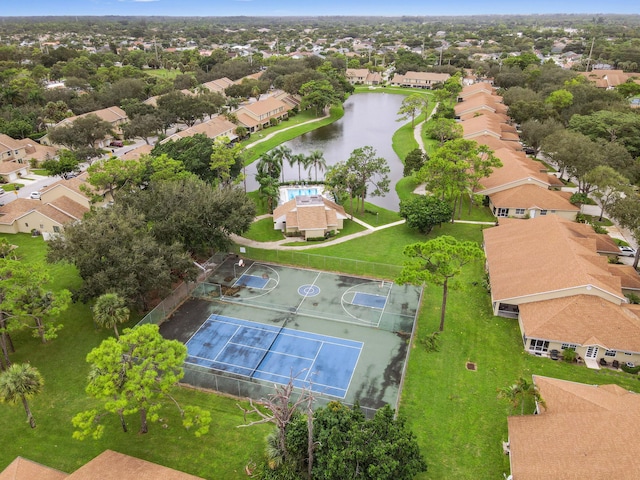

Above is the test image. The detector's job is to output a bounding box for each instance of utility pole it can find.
[585,36,596,72]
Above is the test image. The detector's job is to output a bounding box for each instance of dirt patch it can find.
[466,362,477,371]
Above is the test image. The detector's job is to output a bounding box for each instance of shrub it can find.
[621,363,640,375]
[626,293,640,305]
[562,347,577,363]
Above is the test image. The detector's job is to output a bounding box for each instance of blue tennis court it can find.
[352,292,387,309]
[234,274,269,289]
[185,315,363,398]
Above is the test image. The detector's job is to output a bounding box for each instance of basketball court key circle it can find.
[298,284,320,297]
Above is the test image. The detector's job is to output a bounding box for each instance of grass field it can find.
[243,217,284,242]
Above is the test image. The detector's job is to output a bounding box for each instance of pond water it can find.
[244,92,408,211]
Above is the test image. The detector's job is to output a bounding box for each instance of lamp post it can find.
[233,258,245,279]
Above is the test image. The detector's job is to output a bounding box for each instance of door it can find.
[585,346,599,358]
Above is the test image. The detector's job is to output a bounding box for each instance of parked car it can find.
[619,246,637,257]
[109,140,124,148]
[29,191,41,200]
[0,186,5,194]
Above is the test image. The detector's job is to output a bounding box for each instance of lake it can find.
[244,92,408,211]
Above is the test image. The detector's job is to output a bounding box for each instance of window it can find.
[39,224,44,230]
[24,223,28,227]
[53,226,61,233]
[497,208,508,217]
[515,208,525,215]
[529,339,549,352]
[605,350,617,357]
[561,343,578,350]
[540,210,548,216]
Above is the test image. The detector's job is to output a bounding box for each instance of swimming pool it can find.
[286,188,319,201]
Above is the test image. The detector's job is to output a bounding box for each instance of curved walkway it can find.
[243,113,330,151]
[233,216,406,251]
[413,101,439,153]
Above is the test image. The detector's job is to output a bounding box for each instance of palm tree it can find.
[258,150,283,183]
[0,363,44,428]
[498,376,545,415]
[93,293,130,339]
[288,153,309,183]
[257,172,280,213]
[306,150,327,182]
[270,146,291,184]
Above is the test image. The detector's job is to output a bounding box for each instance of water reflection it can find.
[245,92,408,210]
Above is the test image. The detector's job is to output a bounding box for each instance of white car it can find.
[29,191,41,200]
[619,246,637,257]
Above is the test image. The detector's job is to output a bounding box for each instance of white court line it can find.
[295,270,322,313]
[341,343,364,398]
[304,343,323,382]
[212,325,242,363]
[184,314,219,345]
[252,369,348,398]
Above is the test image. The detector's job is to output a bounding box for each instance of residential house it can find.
[41,106,128,149]
[0,133,57,170]
[235,97,291,133]
[390,71,450,89]
[487,183,579,220]
[578,69,640,89]
[201,77,235,95]
[345,68,382,85]
[119,144,154,161]
[160,115,238,144]
[0,450,204,480]
[483,215,640,367]
[507,376,640,479]
[0,197,87,236]
[460,113,519,144]
[273,195,348,240]
[454,92,508,120]
[0,161,29,183]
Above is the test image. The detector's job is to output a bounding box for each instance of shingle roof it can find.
[65,450,204,480]
[508,376,640,480]
[0,457,67,480]
[489,184,578,211]
[483,215,626,304]
[242,97,289,117]
[519,295,640,351]
[55,106,127,127]
[479,148,562,193]
[273,196,347,232]
[160,116,237,144]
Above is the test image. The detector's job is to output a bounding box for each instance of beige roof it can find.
[242,97,289,117]
[458,82,495,98]
[401,71,451,83]
[47,196,89,220]
[161,116,237,144]
[66,450,204,480]
[0,457,67,480]
[41,172,91,198]
[470,134,519,152]
[0,162,27,174]
[489,184,578,211]
[201,77,234,94]
[273,196,347,231]
[483,215,626,304]
[508,376,640,480]
[479,148,562,193]
[56,106,127,127]
[0,133,24,151]
[608,264,640,291]
[578,69,635,88]
[346,68,370,79]
[0,198,42,225]
[518,295,640,351]
[461,113,518,140]
[120,144,154,161]
[454,93,507,116]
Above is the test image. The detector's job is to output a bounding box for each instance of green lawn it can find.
[0,234,270,479]
[342,201,403,226]
[279,218,367,246]
[243,217,283,242]
[31,169,49,176]
[242,106,344,164]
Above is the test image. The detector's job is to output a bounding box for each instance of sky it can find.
[1,0,638,17]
